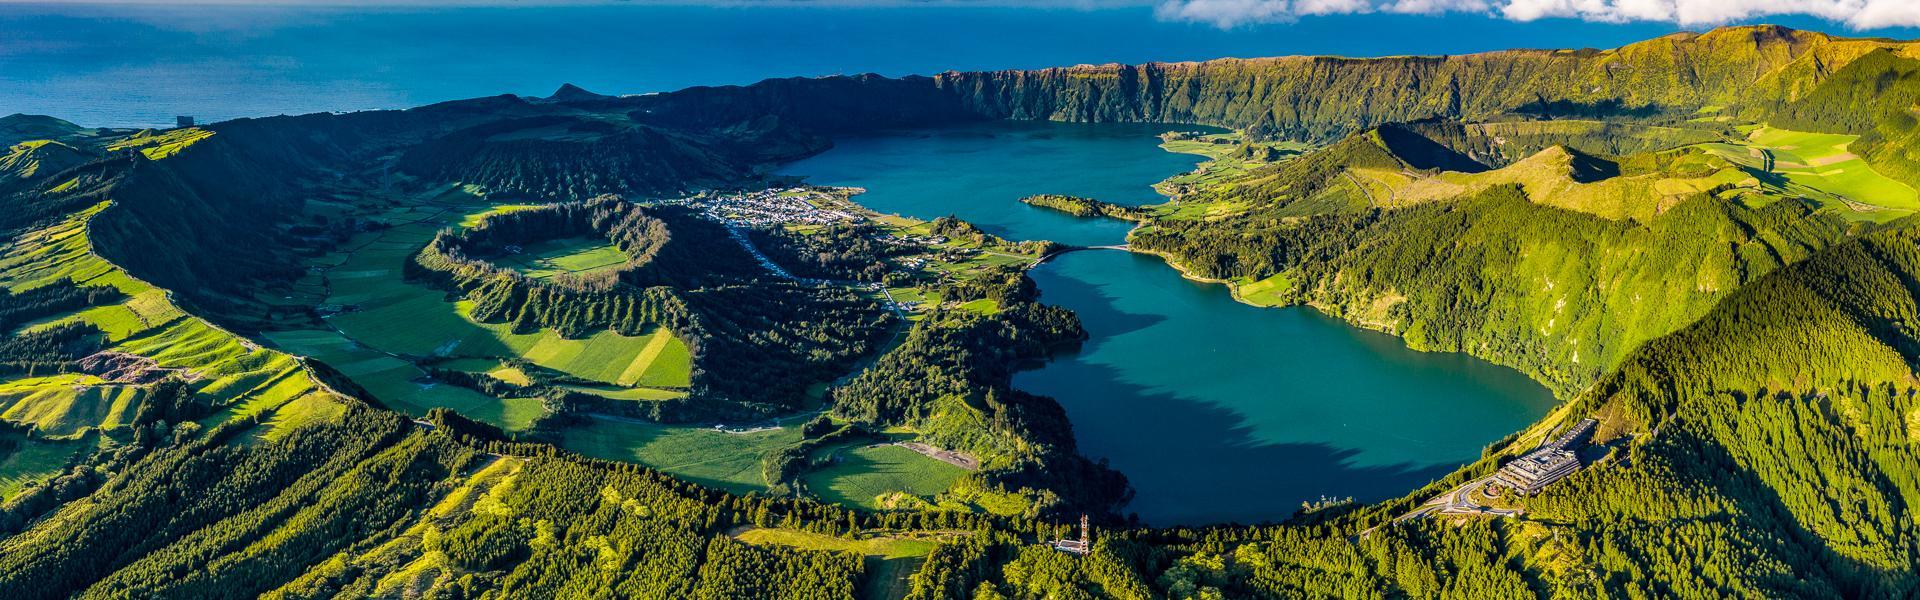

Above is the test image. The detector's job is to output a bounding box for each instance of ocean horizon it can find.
[6,4,1914,128]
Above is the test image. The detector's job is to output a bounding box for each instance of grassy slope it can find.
[0,431,88,501]
[0,203,349,441]
[559,417,800,494]
[102,128,213,160]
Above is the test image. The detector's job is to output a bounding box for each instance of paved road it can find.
[1389,474,1522,528]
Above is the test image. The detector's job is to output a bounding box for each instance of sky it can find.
[1,1,1915,127]
[7,0,1916,30]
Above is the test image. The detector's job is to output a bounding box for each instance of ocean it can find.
[3,4,1901,128]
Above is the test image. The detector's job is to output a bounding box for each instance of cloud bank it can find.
[1154,0,1920,30]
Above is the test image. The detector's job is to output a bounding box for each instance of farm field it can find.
[269,187,690,431]
[801,443,966,510]
[256,328,545,430]
[1231,273,1292,307]
[560,417,801,494]
[1705,125,1920,217]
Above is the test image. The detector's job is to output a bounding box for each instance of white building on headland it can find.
[1492,418,1598,495]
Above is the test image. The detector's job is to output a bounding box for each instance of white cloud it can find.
[1155,0,1920,29]
[1154,0,1300,27]
[1383,0,1492,15]
[1294,0,1376,16]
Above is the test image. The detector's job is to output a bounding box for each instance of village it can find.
[667,187,862,227]
[665,186,1031,316]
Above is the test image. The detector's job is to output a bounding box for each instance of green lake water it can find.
[780,121,1558,525]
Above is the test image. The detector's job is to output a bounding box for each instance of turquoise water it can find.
[782,121,1558,525]
[779,121,1212,246]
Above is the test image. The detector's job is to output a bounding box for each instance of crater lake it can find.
[780,121,1560,525]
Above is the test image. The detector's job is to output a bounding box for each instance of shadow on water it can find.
[1029,259,1166,343]
[1017,250,1553,526]
[781,121,1555,527]
[1044,358,1461,526]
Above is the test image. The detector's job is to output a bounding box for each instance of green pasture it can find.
[0,433,87,501]
[560,418,800,494]
[1232,273,1293,307]
[104,127,213,160]
[801,444,966,510]
[260,328,546,431]
[1704,126,1920,216]
[493,236,629,280]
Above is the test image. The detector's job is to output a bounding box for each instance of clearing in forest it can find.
[801,443,967,510]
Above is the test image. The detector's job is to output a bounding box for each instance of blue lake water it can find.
[782,121,1558,525]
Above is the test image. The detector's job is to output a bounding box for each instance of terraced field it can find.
[0,201,351,503]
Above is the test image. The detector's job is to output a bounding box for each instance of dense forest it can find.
[1018,195,1152,222]
[749,222,914,283]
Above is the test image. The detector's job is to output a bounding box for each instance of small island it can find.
[1019,194,1152,222]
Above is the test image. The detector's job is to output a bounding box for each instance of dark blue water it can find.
[782,121,1557,525]
[4,4,1903,128]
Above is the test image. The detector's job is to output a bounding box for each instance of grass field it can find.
[0,203,347,440]
[801,444,966,510]
[1704,125,1920,218]
[561,418,799,493]
[103,127,213,160]
[492,237,629,280]
[733,527,949,600]
[277,189,690,429]
[259,328,546,431]
[0,375,144,437]
[1157,132,1308,193]
[0,432,87,501]
[1232,273,1293,307]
